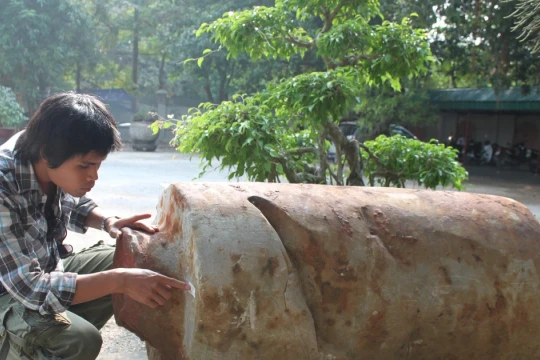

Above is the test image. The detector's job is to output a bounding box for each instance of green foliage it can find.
[197,6,312,60]
[430,0,535,88]
[362,135,468,190]
[318,17,433,88]
[0,87,27,128]
[159,95,317,182]
[0,0,99,109]
[267,69,360,123]
[279,0,381,20]
[168,0,284,103]
[509,0,540,53]
[170,0,436,185]
[379,0,540,89]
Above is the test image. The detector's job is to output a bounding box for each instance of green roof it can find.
[430,87,540,112]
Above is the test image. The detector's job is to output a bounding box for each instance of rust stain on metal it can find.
[232,262,243,274]
[331,207,353,237]
[261,256,279,277]
[438,266,452,285]
[361,311,388,346]
[158,195,183,241]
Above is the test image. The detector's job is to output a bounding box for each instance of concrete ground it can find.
[62,151,540,360]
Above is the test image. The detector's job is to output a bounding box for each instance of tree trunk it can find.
[225,61,236,100]
[158,51,167,90]
[202,71,215,103]
[450,66,457,88]
[316,130,328,183]
[76,62,82,92]
[325,120,364,186]
[131,7,140,112]
[36,75,49,111]
[218,71,227,103]
[343,140,364,186]
[267,163,278,182]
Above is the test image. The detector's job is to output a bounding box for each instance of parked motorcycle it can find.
[494,142,539,173]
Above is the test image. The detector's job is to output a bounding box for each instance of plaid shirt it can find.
[0,138,97,315]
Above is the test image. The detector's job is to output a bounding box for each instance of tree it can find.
[508,0,540,53]
[156,0,463,188]
[362,135,467,189]
[378,0,540,89]
[82,0,289,105]
[168,0,301,103]
[0,86,27,128]
[426,0,536,89]
[0,0,100,111]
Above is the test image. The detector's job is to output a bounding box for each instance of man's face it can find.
[47,151,107,197]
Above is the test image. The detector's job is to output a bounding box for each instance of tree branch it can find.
[316,131,327,180]
[358,142,402,186]
[358,142,383,167]
[324,120,347,184]
[328,0,347,24]
[326,163,340,185]
[298,172,326,184]
[285,35,314,49]
[271,156,301,183]
[329,54,379,69]
[271,146,328,184]
[321,0,348,34]
[283,147,318,156]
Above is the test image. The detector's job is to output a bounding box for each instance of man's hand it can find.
[72,226,191,308]
[117,268,191,308]
[73,267,191,308]
[106,213,159,239]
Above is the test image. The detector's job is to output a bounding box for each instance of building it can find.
[429,87,540,150]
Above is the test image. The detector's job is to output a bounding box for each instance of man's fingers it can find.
[151,293,168,306]
[154,284,172,301]
[135,222,157,234]
[159,276,191,291]
[109,228,121,239]
[146,299,160,309]
[123,213,152,223]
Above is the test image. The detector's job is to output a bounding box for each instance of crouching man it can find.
[0,93,190,359]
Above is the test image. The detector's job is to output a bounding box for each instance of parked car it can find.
[327,122,417,163]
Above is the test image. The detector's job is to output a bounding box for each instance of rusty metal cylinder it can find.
[112,183,540,360]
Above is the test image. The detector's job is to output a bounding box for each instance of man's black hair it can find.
[15,92,122,168]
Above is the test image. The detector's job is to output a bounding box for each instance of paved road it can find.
[62,151,539,359]
[460,165,540,219]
